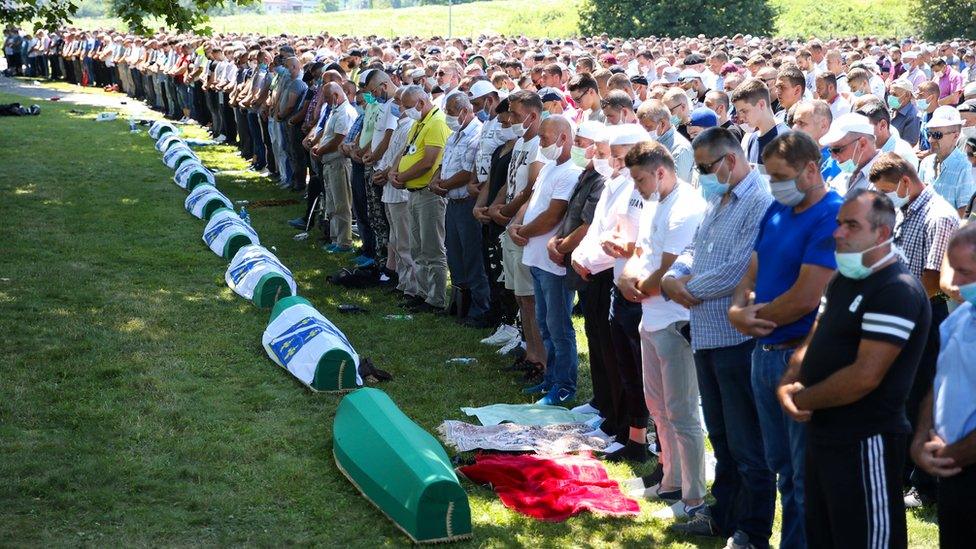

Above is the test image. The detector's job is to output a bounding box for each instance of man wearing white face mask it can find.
[867,153,960,508]
[509,116,582,405]
[432,92,491,327]
[820,112,880,197]
[728,132,843,549]
[637,100,694,183]
[777,189,930,549]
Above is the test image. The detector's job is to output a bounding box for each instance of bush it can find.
[579,0,777,38]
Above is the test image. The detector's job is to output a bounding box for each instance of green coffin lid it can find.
[333,388,472,544]
[222,233,255,260]
[252,272,293,308]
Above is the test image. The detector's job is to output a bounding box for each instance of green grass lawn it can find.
[69,0,920,38]
[0,85,939,547]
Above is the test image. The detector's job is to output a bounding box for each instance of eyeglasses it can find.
[696,155,726,175]
[929,130,957,141]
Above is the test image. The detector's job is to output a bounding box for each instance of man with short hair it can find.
[568,73,605,124]
[855,100,917,167]
[510,116,582,405]
[932,57,964,106]
[665,128,776,547]
[636,99,693,182]
[916,81,941,152]
[704,89,744,142]
[315,82,357,253]
[729,131,843,549]
[663,87,692,140]
[868,152,960,508]
[918,106,976,217]
[601,90,637,126]
[791,100,842,184]
[774,66,806,124]
[620,141,708,522]
[731,78,790,167]
[394,85,452,312]
[910,223,976,547]
[820,112,881,197]
[433,92,491,326]
[814,72,851,121]
[778,189,931,549]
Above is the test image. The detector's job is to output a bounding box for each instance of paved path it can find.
[0,75,155,117]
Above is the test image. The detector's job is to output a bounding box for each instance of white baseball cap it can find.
[927,105,963,129]
[468,80,501,100]
[820,113,876,147]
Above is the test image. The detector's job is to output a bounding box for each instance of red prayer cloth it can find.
[458,452,640,521]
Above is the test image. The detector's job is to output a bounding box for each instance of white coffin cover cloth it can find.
[184,184,232,219]
[225,244,296,300]
[174,161,215,190]
[163,144,198,169]
[156,133,184,153]
[202,209,259,257]
[262,302,363,388]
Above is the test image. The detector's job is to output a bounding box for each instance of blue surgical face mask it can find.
[476,109,489,122]
[916,98,929,111]
[390,104,401,117]
[838,141,861,173]
[670,114,682,127]
[699,158,730,199]
[259,62,268,70]
[835,238,895,279]
[959,281,976,306]
[887,95,901,110]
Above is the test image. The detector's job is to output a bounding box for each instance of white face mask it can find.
[404,107,422,121]
[512,121,528,138]
[593,157,613,178]
[445,115,461,131]
[497,125,517,141]
[540,141,561,161]
[425,76,437,89]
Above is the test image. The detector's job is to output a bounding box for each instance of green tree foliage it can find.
[579,0,777,38]
[0,0,257,34]
[913,0,976,40]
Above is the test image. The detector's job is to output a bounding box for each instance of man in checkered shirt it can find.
[868,152,959,509]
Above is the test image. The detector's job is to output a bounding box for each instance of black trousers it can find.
[938,464,976,548]
[904,297,949,498]
[608,286,647,431]
[583,269,624,441]
[806,433,907,549]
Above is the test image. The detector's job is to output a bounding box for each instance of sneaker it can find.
[353,255,376,268]
[903,487,935,509]
[652,500,703,521]
[480,324,520,346]
[633,483,682,502]
[497,336,523,356]
[522,381,550,395]
[571,402,600,415]
[669,507,720,538]
[724,530,756,549]
[287,217,307,230]
[323,243,339,252]
[214,134,227,143]
[537,386,574,406]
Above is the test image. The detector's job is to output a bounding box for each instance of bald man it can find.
[314,82,357,252]
[509,116,583,405]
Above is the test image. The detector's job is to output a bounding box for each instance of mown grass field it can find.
[0,82,939,547]
[69,0,920,38]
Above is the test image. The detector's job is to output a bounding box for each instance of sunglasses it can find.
[828,140,857,154]
[696,155,726,175]
[929,130,957,140]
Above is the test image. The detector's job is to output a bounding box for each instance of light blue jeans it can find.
[530,266,577,393]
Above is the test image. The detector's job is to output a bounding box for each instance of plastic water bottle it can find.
[384,314,413,321]
[236,200,251,225]
[446,358,477,365]
[128,118,137,132]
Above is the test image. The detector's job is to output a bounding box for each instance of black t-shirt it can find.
[721,119,745,143]
[486,143,514,239]
[799,261,931,444]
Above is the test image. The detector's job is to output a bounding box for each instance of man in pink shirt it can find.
[933,57,964,106]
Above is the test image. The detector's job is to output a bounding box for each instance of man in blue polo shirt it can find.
[728,131,842,549]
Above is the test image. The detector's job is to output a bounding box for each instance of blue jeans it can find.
[752,346,807,549]
[695,340,775,549]
[530,267,577,393]
[445,197,490,318]
[246,112,266,169]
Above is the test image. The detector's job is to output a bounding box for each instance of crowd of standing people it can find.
[12,24,976,548]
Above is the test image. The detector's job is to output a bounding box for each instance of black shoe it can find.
[409,302,444,314]
[399,295,424,309]
[459,315,492,328]
[641,461,665,487]
[602,439,649,463]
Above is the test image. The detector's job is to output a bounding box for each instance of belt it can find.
[759,336,805,352]
[407,187,425,193]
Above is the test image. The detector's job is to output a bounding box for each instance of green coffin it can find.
[252,272,293,308]
[333,388,472,544]
[268,296,358,391]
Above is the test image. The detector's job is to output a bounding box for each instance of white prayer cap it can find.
[609,123,652,146]
[577,121,608,142]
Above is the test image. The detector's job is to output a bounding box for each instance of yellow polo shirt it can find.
[398,107,451,190]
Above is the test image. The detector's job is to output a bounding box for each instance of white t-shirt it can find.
[636,182,706,331]
[521,160,582,275]
[571,173,631,276]
[607,178,645,281]
[369,101,399,152]
[321,101,358,161]
[506,134,544,204]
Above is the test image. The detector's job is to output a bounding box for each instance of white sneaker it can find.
[631,482,682,502]
[480,324,519,346]
[214,134,227,143]
[571,402,600,415]
[652,501,704,521]
[496,336,523,355]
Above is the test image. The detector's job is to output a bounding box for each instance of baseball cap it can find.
[889,79,914,94]
[678,69,702,82]
[820,113,876,147]
[682,53,706,66]
[957,100,976,114]
[689,107,718,128]
[661,67,681,85]
[538,87,565,104]
[927,105,963,128]
[630,74,649,86]
[468,80,500,100]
